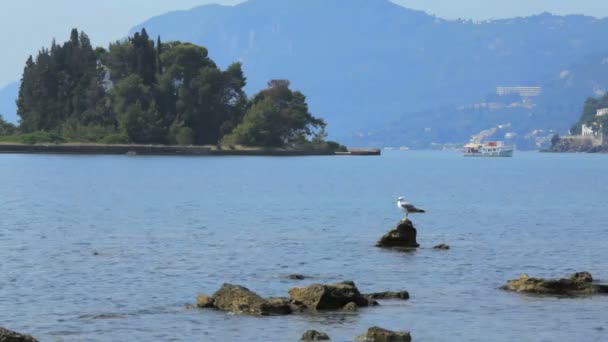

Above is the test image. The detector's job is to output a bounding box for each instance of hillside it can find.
[133,0,608,147]
[354,52,608,149]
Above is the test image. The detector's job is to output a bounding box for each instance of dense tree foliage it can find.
[12,29,333,148]
[223,80,325,147]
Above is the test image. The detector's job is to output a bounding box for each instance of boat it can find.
[463,141,514,157]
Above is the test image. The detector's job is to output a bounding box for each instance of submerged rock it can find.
[0,327,39,342]
[357,327,412,342]
[288,281,370,310]
[501,272,608,296]
[301,330,331,340]
[365,290,410,301]
[376,219,419,248]
[202,284,292,315]
[285,274,313,280]
[433,244,450,250]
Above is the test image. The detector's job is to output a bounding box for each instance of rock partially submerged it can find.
[0,327,39,342]
[196,281,399,315]
[433,244,450,250]
[197,284,292,315]
[288,281,371,310]
[365,290,410,301]
[501,272,608,296]
[357,327,412,342]
[285,274,313,280]
[301,330,331,340]
[376,219,419,248]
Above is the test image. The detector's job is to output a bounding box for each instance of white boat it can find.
[463,141,514,157]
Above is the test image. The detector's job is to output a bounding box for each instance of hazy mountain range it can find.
[3,0,608,148]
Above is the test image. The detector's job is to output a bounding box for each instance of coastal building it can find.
[581,124,596,137]
[496,86,542,97]
[596,108,608,117]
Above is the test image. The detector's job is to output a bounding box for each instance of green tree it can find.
[112,75,166,143]
[14,29,338,148]
[224,80,326,147]
[17,29,107,132]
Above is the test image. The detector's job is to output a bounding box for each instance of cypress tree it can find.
[156,36,163,74]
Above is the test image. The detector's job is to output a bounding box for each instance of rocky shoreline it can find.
[0,143,381,157]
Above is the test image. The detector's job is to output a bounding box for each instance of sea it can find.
[1,151,607,341]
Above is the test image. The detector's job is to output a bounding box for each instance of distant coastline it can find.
[0,143,380,157]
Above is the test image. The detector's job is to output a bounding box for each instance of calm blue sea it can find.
[1,151,607,341]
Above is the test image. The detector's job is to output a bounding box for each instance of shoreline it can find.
[0,143,381,157]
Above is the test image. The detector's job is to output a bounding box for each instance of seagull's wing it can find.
[402,203,426,213]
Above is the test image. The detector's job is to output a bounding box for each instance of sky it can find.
[1,0,607,87]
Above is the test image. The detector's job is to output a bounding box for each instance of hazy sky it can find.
[1,0,607,87]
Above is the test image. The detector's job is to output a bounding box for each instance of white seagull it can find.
[397,197,426,218]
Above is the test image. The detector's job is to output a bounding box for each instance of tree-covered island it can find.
[0,29,345,152]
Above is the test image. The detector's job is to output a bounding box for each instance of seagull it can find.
[397,197,426,218]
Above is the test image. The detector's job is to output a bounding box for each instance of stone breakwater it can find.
[0,143,381,156]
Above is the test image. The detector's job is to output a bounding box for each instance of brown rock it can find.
[196,293,215,308]
[0,327,39,342]
[288,281,369,310]
[501,272,608,296]
[357,327,412,342]
[376,219,419,248]
[301,330,331,340]
[210,284,292,315]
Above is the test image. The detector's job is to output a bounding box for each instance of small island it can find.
[0,29,378,156]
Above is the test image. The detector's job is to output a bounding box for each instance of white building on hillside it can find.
[596,108,608,117]
[496,86,542,97]
[582,124,595,137]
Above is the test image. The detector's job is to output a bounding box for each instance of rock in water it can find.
[288,281,370,310]
[285,274,312,280]
[501,272,608,296]
[0,327,39,342]
[210,284,292,315]
[365,290,410,301]
[433,244,450,250]
[376,219,419,248]
[301,330,331,340]
[357,327,412,342]
[196,293,215,308]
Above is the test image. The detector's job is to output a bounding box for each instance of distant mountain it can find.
[0,82,18,124]
[133,0,608,146]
